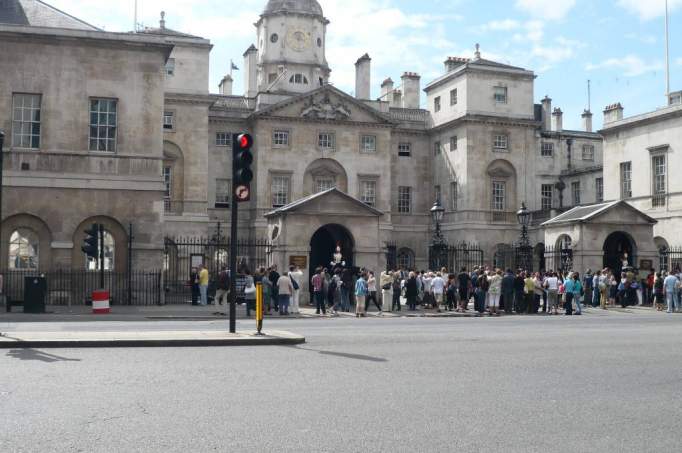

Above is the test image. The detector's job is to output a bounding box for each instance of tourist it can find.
[392,271,402,311]
[198,264,209,306]
[422,272,433,308]
[563,272,575,315]
[488,269,503,316]
[572,272,584,315]
[269,265,280,312]
[532,272,544,313]
[654,272,665,311]
[289,265,303,315]
[583,269,594,310]
[524,272,535,314]
[502,269,515,314]
[446,274,457,311]
[331,269,343,314]
[608,271,618,307]
[341,267,353,312]
[474,269,489,315]
[457,267,471,311]
[592,270,601,307]
[599,269,609,310]
[544,271,560,315]
[276,271,293,315]
[365,271,382,312]
[260,267,272,314]
[311,267,325,315]
[431,272,446,313]
[355,272,368,317]
[405,272,418,311]
[189,266,200,306]
[215,266,230,306]
[243,268,256,317]
[380,269,393,312]
[514,270,526,313]
[663,271,680,314]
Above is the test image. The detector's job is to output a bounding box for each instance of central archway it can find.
[603,231,637,275]
[309,224,355,282]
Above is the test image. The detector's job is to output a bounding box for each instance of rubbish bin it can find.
[24,276,47,314]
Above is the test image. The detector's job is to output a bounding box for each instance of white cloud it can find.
[617,0,682,20]
[514,0,576,20]
[586,55,664,77]
[478,19,521,32]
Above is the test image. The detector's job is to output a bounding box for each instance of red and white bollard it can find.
[92,290,110,314]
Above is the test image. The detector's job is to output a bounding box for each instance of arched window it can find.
[397,248,415,270]
[9,229,39,269]
[289,74,309,84]
[86,231,115,271]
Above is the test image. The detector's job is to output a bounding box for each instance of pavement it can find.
[3,313,682,452]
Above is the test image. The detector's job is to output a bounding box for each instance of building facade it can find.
[1,0,610,290]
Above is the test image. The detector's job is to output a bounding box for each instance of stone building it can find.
[0,0,608,287]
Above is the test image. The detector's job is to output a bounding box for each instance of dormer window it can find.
[289,74,309,85]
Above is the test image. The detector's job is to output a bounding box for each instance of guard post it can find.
[255,282,264,335]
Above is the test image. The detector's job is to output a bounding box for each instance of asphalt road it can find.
[2,312,682,452]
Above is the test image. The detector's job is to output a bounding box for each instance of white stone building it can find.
[600,93,682,270]
[0,0,610,288]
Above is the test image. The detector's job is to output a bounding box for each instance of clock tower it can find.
[255,0,330,94]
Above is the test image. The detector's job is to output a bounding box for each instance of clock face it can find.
[286,28,311,52]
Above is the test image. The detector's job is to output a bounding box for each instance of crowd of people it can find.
[188,262,682,317]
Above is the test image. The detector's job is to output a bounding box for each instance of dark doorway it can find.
[309,224,354,283]
[603,232,637,275]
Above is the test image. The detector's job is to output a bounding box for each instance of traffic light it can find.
[233,133,254,203]
[82,223,100,259]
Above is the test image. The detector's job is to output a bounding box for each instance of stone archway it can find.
[72,216,128,271]
[603,231,637,275]
[308,224,355,284]
[1,213,53,270]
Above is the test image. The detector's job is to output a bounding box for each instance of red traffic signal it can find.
[237,133,253,149]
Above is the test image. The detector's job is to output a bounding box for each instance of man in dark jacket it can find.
[457,267,471,311]
[269,265,280,311]
[502,269,516,314]
[514,270,526,313]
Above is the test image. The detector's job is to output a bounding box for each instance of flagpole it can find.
[665,0,670,100]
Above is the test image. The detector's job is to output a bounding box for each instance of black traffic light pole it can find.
[99,224,105,289]
[0,130,4,255]
[228,133,254,334]
[229,170,238,334]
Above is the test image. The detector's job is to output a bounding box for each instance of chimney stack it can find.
[401,72,421,109]
[355,54,371,100]
[581,109,593,133]
[219,75,233,96]
[541,96,552,131]
[444,56,469,73]
[380,77,394,103]
[392,89,402,108]
[243,44,258,97]
[603,103,624,124]
[552,107,563,132]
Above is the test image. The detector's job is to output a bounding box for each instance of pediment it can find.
[543,201,657,227]
[265,188,383,218]
[252,85,394,125]
[591,204,657,225]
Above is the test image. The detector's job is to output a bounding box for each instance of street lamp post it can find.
[429,197,447,271]
[0,130,4,255]
[516,202,533,272]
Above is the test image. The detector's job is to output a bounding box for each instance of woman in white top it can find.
[431,272,446,313]
[487,270,503,316]
[365,271,382,312]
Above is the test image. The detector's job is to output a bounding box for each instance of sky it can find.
[47,0,682,131]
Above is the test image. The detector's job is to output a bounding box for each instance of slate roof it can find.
[265,188,383,217]
[542,201,657,226]
[0,0,99,30]
[139,26,204,40]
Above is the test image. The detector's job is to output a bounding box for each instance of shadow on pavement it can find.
[288,345,388,363]
[5,349,82,363]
